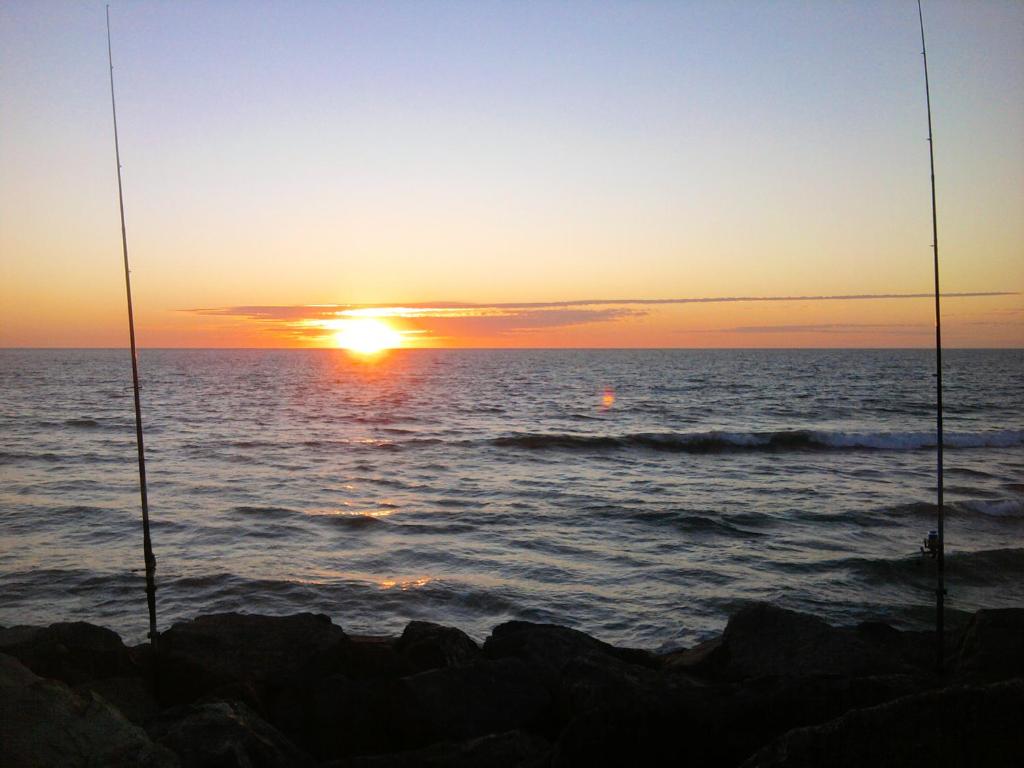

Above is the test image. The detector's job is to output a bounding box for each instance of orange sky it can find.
[1,3,1022,349]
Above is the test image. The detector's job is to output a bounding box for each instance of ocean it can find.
[1,348,1021,649]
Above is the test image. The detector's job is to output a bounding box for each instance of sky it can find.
[1,0,1022,348]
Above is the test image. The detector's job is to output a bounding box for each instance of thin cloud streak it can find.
[713,323,931,335]
[189,291,1016,319]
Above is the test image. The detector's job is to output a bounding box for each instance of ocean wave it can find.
[955,498,1024,518]
[64,418,101,429]
[843,547,1024,587]
[492,428,1024,453]
[230,505,298,518]
[876,498,1024,520]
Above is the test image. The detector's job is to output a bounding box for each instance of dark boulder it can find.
[0,621,139,685]
[147,699,313,768]
[553,699,693,768]
[273,673,402,760]
[552,661,719,767]
[661,634,723,671]
[0,652,178,768]
[394,657,553,745]
[742,678,1024,768]
[344,635,415,680]
[394,621,480,673]
[483,621,658,692]
[718,672,927,765]
[556,649,703,721]
[280,657,552,761]
[330,730,551,768]
[692,603,913,681]
[76,675,160,724]
[156,612,350,709]
[956,608,1024,682]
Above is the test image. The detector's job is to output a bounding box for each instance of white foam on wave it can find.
[957,498,1024,518]
[807,429,1024,451]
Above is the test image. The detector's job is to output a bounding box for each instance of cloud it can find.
[712,323,931,335]
[189,290,1016,321]
[188,302,645,342]
[184,291,1016,344]
[411,308,642,337]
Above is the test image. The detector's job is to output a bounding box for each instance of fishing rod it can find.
[106,5,159,652]
[916,0,945,674]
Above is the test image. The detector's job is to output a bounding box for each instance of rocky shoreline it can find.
[1,603,1021,767]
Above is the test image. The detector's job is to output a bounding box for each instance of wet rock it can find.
[157,612,350,709]
[394,621,480,673]
[331,730,551,768]
[0,621,139,685]
[147,699,313,768]
[956,608,1024,682]
[0,652,178,768]
[742,679,1024,768]
[693,603,912,681]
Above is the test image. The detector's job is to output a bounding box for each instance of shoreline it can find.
[2,602,1021,767]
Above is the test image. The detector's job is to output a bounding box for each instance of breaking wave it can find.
[493,429,1024,453]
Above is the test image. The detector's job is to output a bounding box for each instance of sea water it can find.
[1,348,1021,649]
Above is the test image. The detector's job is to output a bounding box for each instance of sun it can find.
[333,318,403,355]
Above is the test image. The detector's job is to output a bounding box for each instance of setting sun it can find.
[333,318,403,354]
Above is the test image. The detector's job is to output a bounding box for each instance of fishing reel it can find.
[920,530,940,558]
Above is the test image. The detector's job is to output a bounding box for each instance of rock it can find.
[483,621,658,692]
[742,679,1024,768]
[330,730,551,767]
[157,612,350,709]
[0,652,178,768]
[553,698,690,768]
[0,621,139,685]
[661,635,723,671]
[855,621,963,673]
[281,658,552,761]
[693,603,911,681]
[556,647,928,768]
[956,608,1024,682]
[552,658,716,767]
[345,635,415,680]
[394,621,480,673]
[394,657,553,745]
[557,649,703,722]
[273,673,401,760]
[147,699,313,768]
[718,672,927,765]
[1,652,38,686]
[76,675,160,724]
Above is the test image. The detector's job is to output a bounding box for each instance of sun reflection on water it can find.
[379,576,432,591]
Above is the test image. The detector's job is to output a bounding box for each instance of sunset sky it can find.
[1,1,1021,348]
